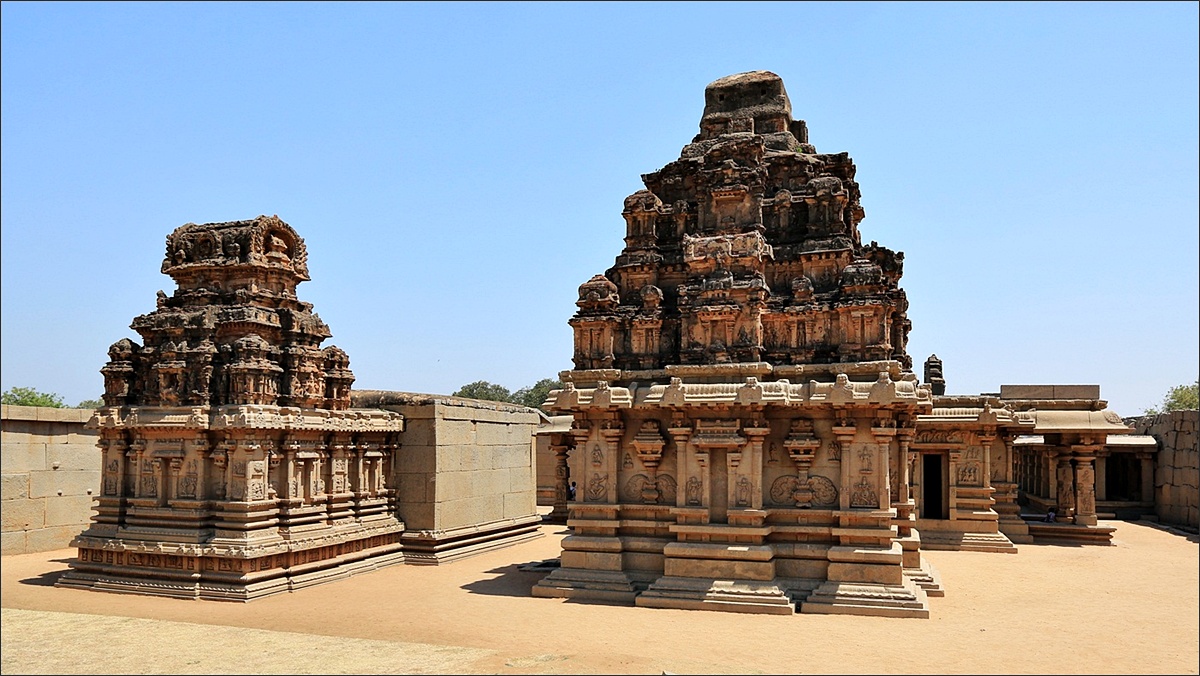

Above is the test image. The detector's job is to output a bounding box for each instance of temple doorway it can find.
[921,454,948,519]
[1105,453,1142,502]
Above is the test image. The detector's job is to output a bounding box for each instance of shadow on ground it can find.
[19,560,71,588]
[460,563,552,598]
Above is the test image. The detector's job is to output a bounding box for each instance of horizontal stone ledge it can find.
[1,405,94,424]
[399,514,542,542]
[669,524,772,536]
[825,543,903,564]
[662,542,775,561]
[560,535,624,552]
[829,527,899,539]
[566,518,621,530]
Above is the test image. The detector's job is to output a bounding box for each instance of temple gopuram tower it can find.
[533,72,937,617]
[58,215,406,600]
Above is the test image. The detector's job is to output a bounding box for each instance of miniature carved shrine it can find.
[533,71,941,617]
[57,215,406,600]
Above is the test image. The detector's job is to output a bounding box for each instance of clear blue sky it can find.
[2,2,1197,416]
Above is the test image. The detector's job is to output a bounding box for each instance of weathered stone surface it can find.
[2,498,45,531]
[57,217,407,601]
[1,531,28,556]
[2,406,100,554]
[1132,410,1199,530]
[1,442,47,473]
[28,470,99,499]
[352,390,543,562]
[1,474,30,501]
[535,71,933,618]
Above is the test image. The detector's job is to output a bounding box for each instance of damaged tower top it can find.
[567,70,912,383]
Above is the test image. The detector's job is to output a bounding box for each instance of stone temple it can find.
[534,71,939,617]
[531,70,1137,618]
[57,216,408,599]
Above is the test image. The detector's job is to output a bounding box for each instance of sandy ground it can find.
[2,519,1197,675]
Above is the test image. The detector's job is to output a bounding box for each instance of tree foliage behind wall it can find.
[1144,380,1200,414]
[2,386,66,408]
[1,386,104,409]
[452,378,564,413]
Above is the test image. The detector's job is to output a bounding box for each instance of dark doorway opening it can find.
[921,454,946,519]
[1105,454,1142,502]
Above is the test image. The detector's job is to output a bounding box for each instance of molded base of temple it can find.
[801,579,931,618]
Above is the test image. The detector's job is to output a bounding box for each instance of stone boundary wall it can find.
[2,405,100,555]
[1130,410,1199,530]
[351,390,544,563]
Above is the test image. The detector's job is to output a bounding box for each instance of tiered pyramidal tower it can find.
[59,215,406,600]
[535,72,939,617]
[570,69,912,372]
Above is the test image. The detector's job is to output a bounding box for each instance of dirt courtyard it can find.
[2,518,1197,675]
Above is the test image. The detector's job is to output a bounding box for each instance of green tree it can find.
[1,386,65,408]
[75,398,105,409]
[452,380,513,403]
[512,378,564,412]
[1144,380,1200,414]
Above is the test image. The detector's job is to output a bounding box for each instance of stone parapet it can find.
[2,405,100,556]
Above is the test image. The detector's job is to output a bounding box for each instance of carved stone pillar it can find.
[597,417,623,504]
[284,437,301,501]
[129,440,146,498]
[167,458,183,502]
[1095,451,1108,502]
[740,418,769,510]
[870,419,897,511]
[831,416,856,511]
[979,433,995,490]
[1073,454,1097,526]
[104,437,128,498]
[947,448,961,521]
[547,439,570,521]
[569,419,593,503]
[896,430,914,507]
[666,419,696,507]
[1056,453,1075,517]
[1043,449,1054,504]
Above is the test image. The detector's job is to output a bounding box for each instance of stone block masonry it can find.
[2,405,100,555]
[1133,410,1199,531]
[352,390,544,564]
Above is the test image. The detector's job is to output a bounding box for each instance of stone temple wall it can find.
[1,405,100,555]
[1132,410,1199,530]
[351,391,543,563]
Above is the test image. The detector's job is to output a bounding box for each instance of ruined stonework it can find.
[57,216,406,600]
[534,72,937,617]
[1130,410,1197,530]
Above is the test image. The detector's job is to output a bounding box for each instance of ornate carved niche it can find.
[321,346,354,410]
[623,190,663,248]
[226,334,282,406]
[631,420,666,471]
[803,176,847,234]
[782,419,822,507]
[102,338,141,406]
[571,318,618,370]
